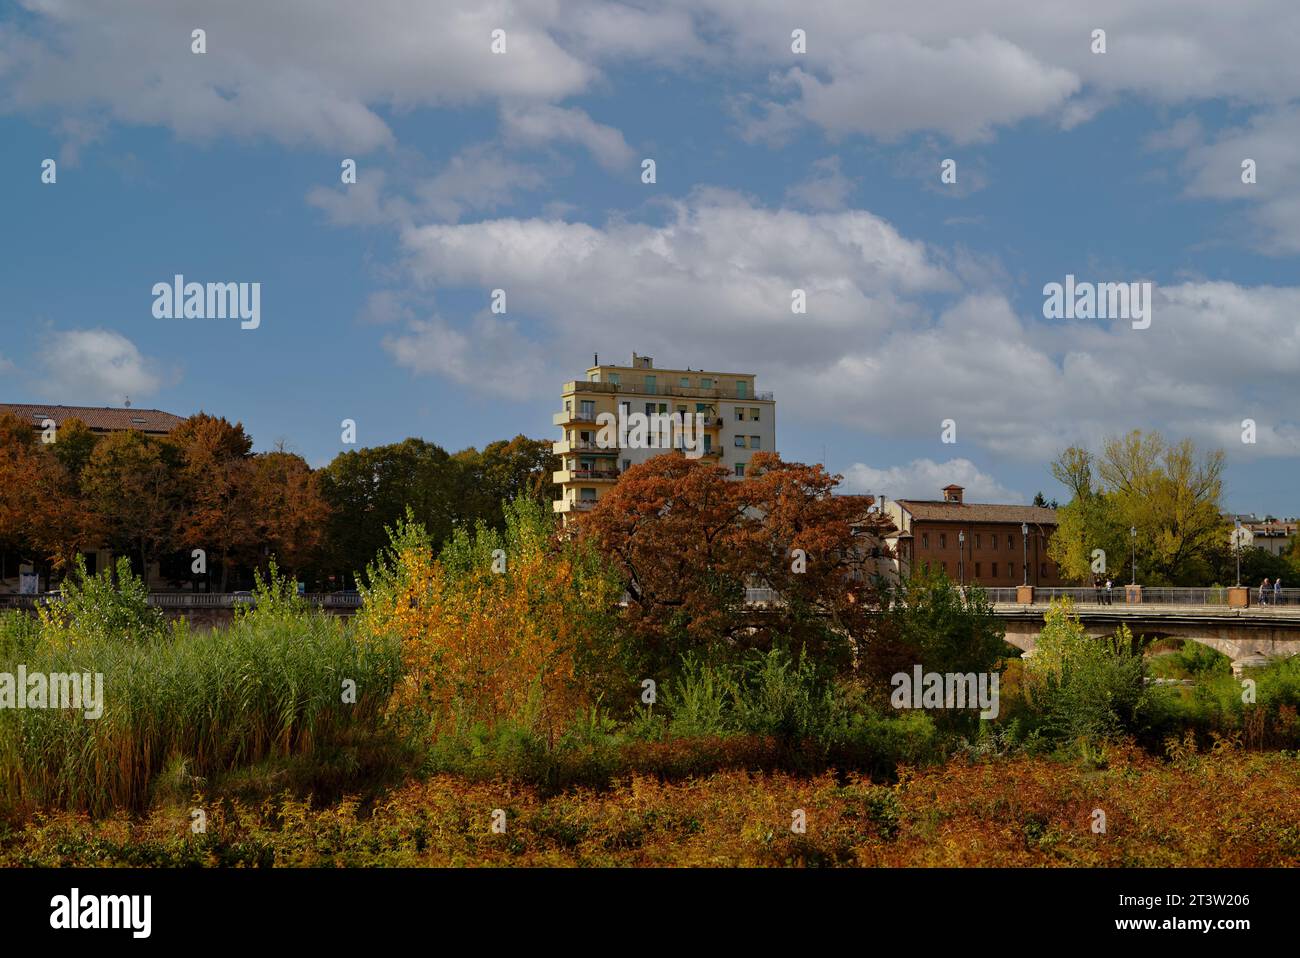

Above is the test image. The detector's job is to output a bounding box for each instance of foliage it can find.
[37,554,164,645]
[578,452,882,679]
[356,498,624,746]
[1047,431,1228,585]
[0,596,400,818]
[1022,600,1148,742]
[7,746,1299,867]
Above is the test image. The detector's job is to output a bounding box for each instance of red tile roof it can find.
[896,499,1058,525]
[0,403,186,434]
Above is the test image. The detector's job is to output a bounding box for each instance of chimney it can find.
[942,484,964,504]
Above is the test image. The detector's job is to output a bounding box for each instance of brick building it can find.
[881,484,1064,587]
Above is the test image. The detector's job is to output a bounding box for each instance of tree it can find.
[578,452,881,678]
[80,431,183,587]
[319,439,467,585]
[249,450,331,579]
[0,413,96,578]
[1048,431,1227,585]
[170,413,256,590]
[455,435,559,527]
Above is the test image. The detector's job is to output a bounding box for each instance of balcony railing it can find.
[565,380,775,403]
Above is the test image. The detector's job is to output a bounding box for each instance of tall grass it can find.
[0,565,401,818]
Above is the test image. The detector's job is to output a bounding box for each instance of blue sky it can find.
[2,1,1299,514]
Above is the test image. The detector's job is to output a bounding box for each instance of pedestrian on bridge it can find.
[1104,577,1114,605]
[1260,578,1271,606]
[1274,578,1283,606]
[1093,575,1103,604]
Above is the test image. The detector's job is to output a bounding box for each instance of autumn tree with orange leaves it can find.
[577,451,888,677]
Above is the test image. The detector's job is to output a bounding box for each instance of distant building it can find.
[553,352,776,516]
[0,403,185,437]
[880,484,1064,587]
[1230,516,1297,558]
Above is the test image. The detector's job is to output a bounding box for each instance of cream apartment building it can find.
[553,353,776,515]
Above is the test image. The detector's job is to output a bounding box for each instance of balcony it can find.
[554,498,598,513]
[554,467,620,484]
[553,438,619,455]
[553,408,601,426]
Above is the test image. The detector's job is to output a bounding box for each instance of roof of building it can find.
[895,499,1058,525]
[0,403,186,434]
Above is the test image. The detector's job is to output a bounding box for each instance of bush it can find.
[37,555,164,645]
[356,499,625,746]
[1023,601,1148,744]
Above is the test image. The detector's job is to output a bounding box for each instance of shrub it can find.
[356,499,625,746]
[1023,601,1148,744]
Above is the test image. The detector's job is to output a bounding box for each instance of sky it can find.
[2,0,1298,514]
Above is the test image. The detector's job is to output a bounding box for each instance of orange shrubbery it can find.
[7,745,1298,867]
[355,500,624,744]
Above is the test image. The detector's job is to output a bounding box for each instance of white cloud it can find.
[784,156,854,210]
[841,458,1025,504]
[37,329,162,403]
[382,312,549,400]
[379,191,1300,464]
[500,103,634,172]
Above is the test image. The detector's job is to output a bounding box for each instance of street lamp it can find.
[958,530,965,587]
[1020,522,1029,585]
[1130,525,1137,586]
[1234,519,1243,587]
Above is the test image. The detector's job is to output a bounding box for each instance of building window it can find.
[750,407,760,421]
[644,375,657,394]
[1008,562,1014,580]
[975,534,982,549]
[736,380,748,398]
[750,436,760,449]
[700,377,712,389]
[736,408,746,421]
[991,536,998,551]
[579,400,594,417]
[939,533,947,549]
[735,464,745,477]
[580,488,597,502]
[734,435,746,447]
[645,402,656,416]
[922,533,929,549]
[609,373,620,386]
[975,563,981,578]
[1008,534,1014,548]
[680,377,690,388]
[991,562,998,577]
[1040,563,1047,578]
[622,459,631,471]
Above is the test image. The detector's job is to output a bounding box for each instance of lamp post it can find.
[1021,522,1029,585]
[958,530,965,587]
[1130,525,1137,586]
[1234,519,1243,587]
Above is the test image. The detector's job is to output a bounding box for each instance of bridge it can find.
[980,587,1300,674]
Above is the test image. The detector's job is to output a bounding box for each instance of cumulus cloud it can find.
[381,312,549,400]
[378,191,1300,464]
[784,156,855,210]
[841,458,1026,504]
[37,329,163,404]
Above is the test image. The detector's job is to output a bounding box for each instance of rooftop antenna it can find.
[594,353,598,366]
